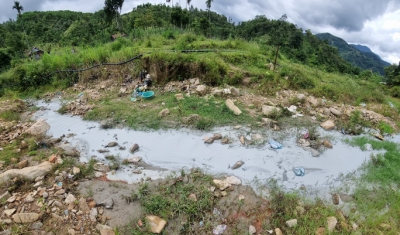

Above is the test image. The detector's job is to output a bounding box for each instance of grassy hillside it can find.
[316,33,390,75]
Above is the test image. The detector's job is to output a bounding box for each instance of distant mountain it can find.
[315,33,390,75]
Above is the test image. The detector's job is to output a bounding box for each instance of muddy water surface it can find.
[34,99,380,198]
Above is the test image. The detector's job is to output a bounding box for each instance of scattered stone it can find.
[72,167,80,175]
[25,194,35,202]
[249,225,256,234]
[130,143,139,153]
[65,193,76,204]
[225,176,241,185]
[330,108,341,116]
[0,191,11,201]
[100,228,115,235]
[225,99,242,115]
[30,221,43,230]
[98,198,114,209]
[132,169,142,174]
[295,206,305,216]
[90,208,98,222]
[380,223,391,230]
[42,192,48,198]
[213,179,231,190]
[322,139,333,149]
[262,105,281,116]
[88,200,97,208]
[17,159,29,169]
[307,96,319,107]
[146,215,167,234]
[188,194,197,202]
[0,161,53,183]
[315,227,326,235]
[327,216,337,232]
[231,161,244,170]
[305,147,320,157]
[332,193,340,205]
[204,137,215,144]
[174,93,184,100]
[339,193,354,203]
[239,136,246,145]
[7,196,16,203]
[320,120,335,131]
[297,94,305,100]
[105,142,118,148]
[213,133,223,140]
[352,222,359,231]
[3,209,16,217]
[25,119,50,137]
[78,198,90,213]
[126,156,142,163]
[364,143,373,151]
[213,224,227,235]
[67,229,76,235]
[196,85,207,96]
[12,213,40,223]
[221,138,229,145]
[230,87,240,96]
[286,219,297,227]
[158,108,170,117]
[261,118,274,126]
[97,149,110,153]
[274,228,283,235]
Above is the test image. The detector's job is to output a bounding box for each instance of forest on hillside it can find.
[0,2,362,76]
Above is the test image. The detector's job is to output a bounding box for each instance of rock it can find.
[204,137,215,144]
[213,179,231,190]
[249,225,256,234]
[126,156,142,163]
[65,194,76,204]
[221,138,229,145]
[261,118,274,126]
[213,224,227,235]
[88,200,97,208]
[332,193,340,205]
[339,193,354,203]
[94,164,111,172]
[158,108,170,117]
[130,143,139,153]
[330,108,342,116]
[72,167,80,175]
[90,208,98,221]
[322,139,333,149]
[225,99,242,115]
[183,114,201,124]
[196,85,207,96]
[68,229,76,235]
[213,133,223,140]
[230,87,240,96]
[380,223,391,230]
[297,94,306,101]
[315,227,326,235]
[105,142,118,148]
[146,215,167,234]
[3,209,16,217]
[352,222,358,231]
[25,194,35,202]
[56,143,79,157]
[231,161,244,170]
[17,159,29,169]
[98,198,113,209]
[239,136,246,145]
[223,88,231,95]
[364,143,373,151]
[286,219,297,227]
[174,93,184,100]
[275,228,283,235]
[7,196,16,203]
[327,216,337,232]
[0,162,53,183]
[78,198,90,212]
[30,221,43,230]
[251,134,263,141]
[295,206,305,216]
[12,213,39,223]
[320,120,335,131]
[25,119,50,137]
[100,228,115,235]
[262,105,280,116]
[188,194,197,202]
[304,147,320,157]
[307,96,319,107]
[287,105,297,113]
[225,176,241,185]
[97,149,110,153]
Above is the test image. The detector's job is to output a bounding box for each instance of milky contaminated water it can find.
[33,99,382,198]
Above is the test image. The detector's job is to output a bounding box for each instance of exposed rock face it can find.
[0,161,53,183]
[25,119,50,137]
[225,99,242,115]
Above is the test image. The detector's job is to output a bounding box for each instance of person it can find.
[144,73,152,87]
[139,70,146,82]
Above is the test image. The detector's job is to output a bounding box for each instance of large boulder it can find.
[0,161,53,183]
[25,119,50,137]
[225,99,242,115]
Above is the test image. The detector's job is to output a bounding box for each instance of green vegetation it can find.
[316,33,390,75]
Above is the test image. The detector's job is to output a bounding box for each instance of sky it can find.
[1,0,400,64]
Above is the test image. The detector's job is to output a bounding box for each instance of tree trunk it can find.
[273,44,280,71]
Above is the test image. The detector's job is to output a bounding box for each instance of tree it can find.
[186,0,191,10]
[270,15,290,70]
[12,1,24,17]
[104,0,124,31]
[205,0,213,21]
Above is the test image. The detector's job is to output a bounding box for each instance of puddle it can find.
[33,99,381,198]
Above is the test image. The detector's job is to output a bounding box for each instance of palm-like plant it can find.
[205,0,213,21]
[186,0,191,10]
[12,1,24,17]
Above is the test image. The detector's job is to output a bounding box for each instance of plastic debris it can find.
[199,221,204,227]
[269,140,283,149]
[57,182,63,187]
[303,133,309,139]
[78,92,84,98]
[292,167,305,176]
[213,225,227,235]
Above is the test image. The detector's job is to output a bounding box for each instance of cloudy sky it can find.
[1,0,400,64]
